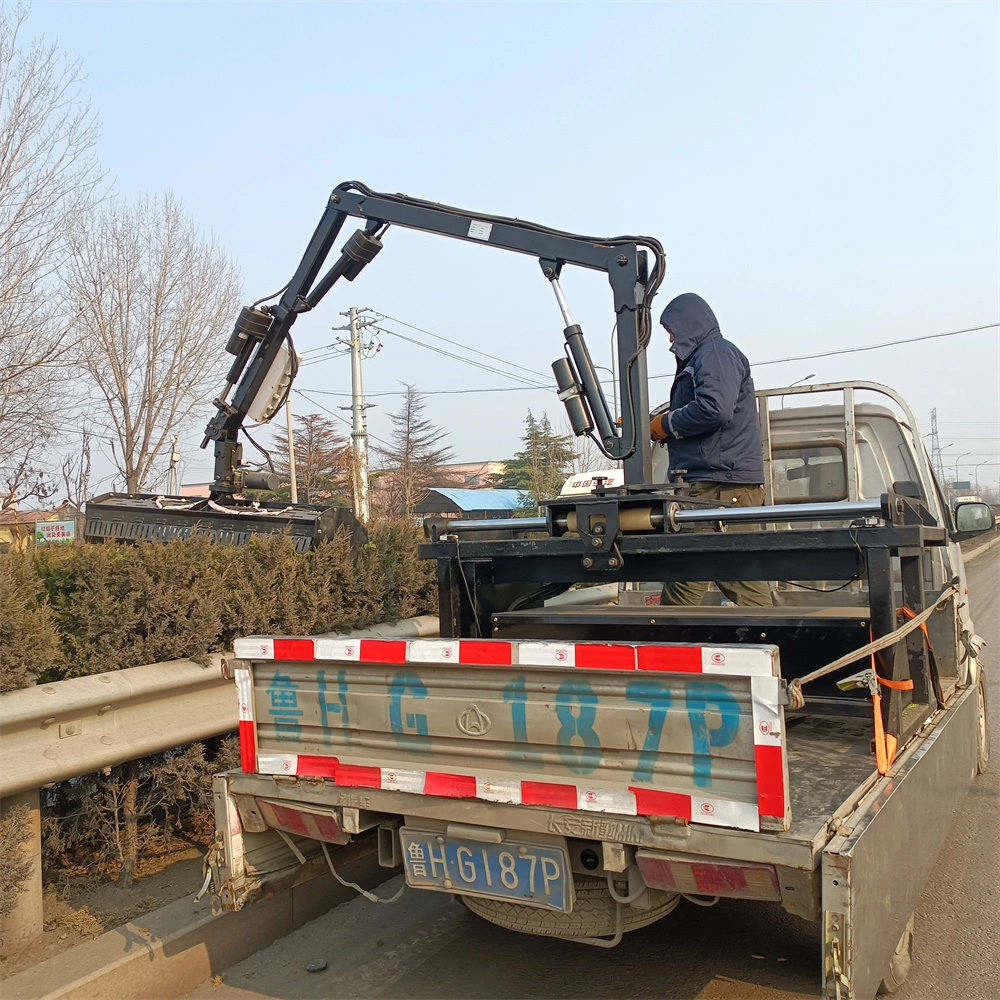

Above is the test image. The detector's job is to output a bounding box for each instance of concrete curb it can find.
[3,847,388,1000]
[964,532,999,564]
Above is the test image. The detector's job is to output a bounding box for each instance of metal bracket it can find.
[576,500,623,572]
[377,819,404,868]
[824,910,848,1000]
[837,668,879,696]
[602,841,628,872]
[823,910,850,1000]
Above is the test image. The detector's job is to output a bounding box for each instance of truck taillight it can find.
[636,850,781,901]
[254,799,351,846]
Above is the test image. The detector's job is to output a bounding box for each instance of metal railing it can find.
[0,616,441,800]
[1,655,233,799]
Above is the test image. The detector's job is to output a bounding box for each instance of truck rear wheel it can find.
[877,913,914,994]
[460,874,679,940]
[976,675,990,775]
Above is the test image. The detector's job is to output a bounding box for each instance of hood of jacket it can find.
[659,293,720,361]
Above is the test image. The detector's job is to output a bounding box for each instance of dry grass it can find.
[57,906,103,936]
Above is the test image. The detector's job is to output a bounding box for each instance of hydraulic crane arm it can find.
[203,181,666,496]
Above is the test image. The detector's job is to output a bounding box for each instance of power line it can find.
[373,311,551,382]
[303,308,997,397]
[300,308,552,386]
[372,325,549,387]
[751,322,998,367]
[300,310,551,388]
[644,321,999,381]
[293,388,397,451]
[299,329,549,388]
[298,383,548,399]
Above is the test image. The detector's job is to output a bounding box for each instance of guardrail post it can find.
[0,788,44,945]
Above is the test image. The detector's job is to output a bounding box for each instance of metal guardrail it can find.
[0,616,442,800]
[0,655,233,799]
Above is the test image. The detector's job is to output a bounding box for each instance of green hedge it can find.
[0,521,436,692]
[1,521,436,892]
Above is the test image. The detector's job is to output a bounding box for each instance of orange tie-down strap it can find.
[785,583,959,711]
[900,606,947,709]
[869,656,914,774]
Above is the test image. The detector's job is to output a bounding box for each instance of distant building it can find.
[0,503,84,553]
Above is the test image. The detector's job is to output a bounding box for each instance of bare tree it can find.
[0,4,102,503]
[564,419,615,475]
[60,425,92,506]
[376,386,456,516]
[1,429,56,510]
[65,193,241,492]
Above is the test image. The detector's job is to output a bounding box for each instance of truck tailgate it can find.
[232,636,790,833]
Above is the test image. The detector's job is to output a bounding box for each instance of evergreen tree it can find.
[497,411,576,503]
[376,385,456,515]
[271,413,350,504]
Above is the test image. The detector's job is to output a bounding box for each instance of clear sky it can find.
[28,0,1000,491]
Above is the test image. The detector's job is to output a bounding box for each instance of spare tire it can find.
[461,874,679,940]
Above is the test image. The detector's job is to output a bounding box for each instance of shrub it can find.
[1,518,436,687]
[41,737,242,884]
[0,803,34,918]
[0,550,63,692]
[0,518,437,888]
[34,536,227,679]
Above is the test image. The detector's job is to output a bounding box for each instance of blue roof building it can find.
[414,488,530,517]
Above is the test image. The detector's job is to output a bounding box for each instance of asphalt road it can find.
[185,547,999,1000]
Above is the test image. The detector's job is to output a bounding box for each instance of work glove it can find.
[650,411,670,441]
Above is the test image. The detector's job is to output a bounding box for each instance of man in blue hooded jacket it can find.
[649,292,772,607]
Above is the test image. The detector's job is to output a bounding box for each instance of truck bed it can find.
[783,714,876,844]
[229,625,884,875]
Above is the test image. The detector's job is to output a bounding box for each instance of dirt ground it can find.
[0,843,205,979]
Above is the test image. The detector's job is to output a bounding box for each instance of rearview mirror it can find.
[953,501,995,541]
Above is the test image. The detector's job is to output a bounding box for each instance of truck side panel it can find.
[821,685,977,999]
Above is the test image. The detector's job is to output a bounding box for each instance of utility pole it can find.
[285,398,298,503]
[334,307,378,522]
[168,436,180,495]
[929,408,945,484]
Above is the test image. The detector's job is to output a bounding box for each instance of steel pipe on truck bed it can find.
[448,516,549,532]
[446,498,886,534]
[675,497,884,525]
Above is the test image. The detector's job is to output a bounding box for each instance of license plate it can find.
[399,828,571,911]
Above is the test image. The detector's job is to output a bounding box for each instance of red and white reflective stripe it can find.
[408,639,460,663]
[238,638,276,659]
[689,796,760,830]
[751,675,787,819]
[234,668,256,773]
[235,638,787,831]
[247,753,769,832]
[233,636,778,677]
[314,638,362,661]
